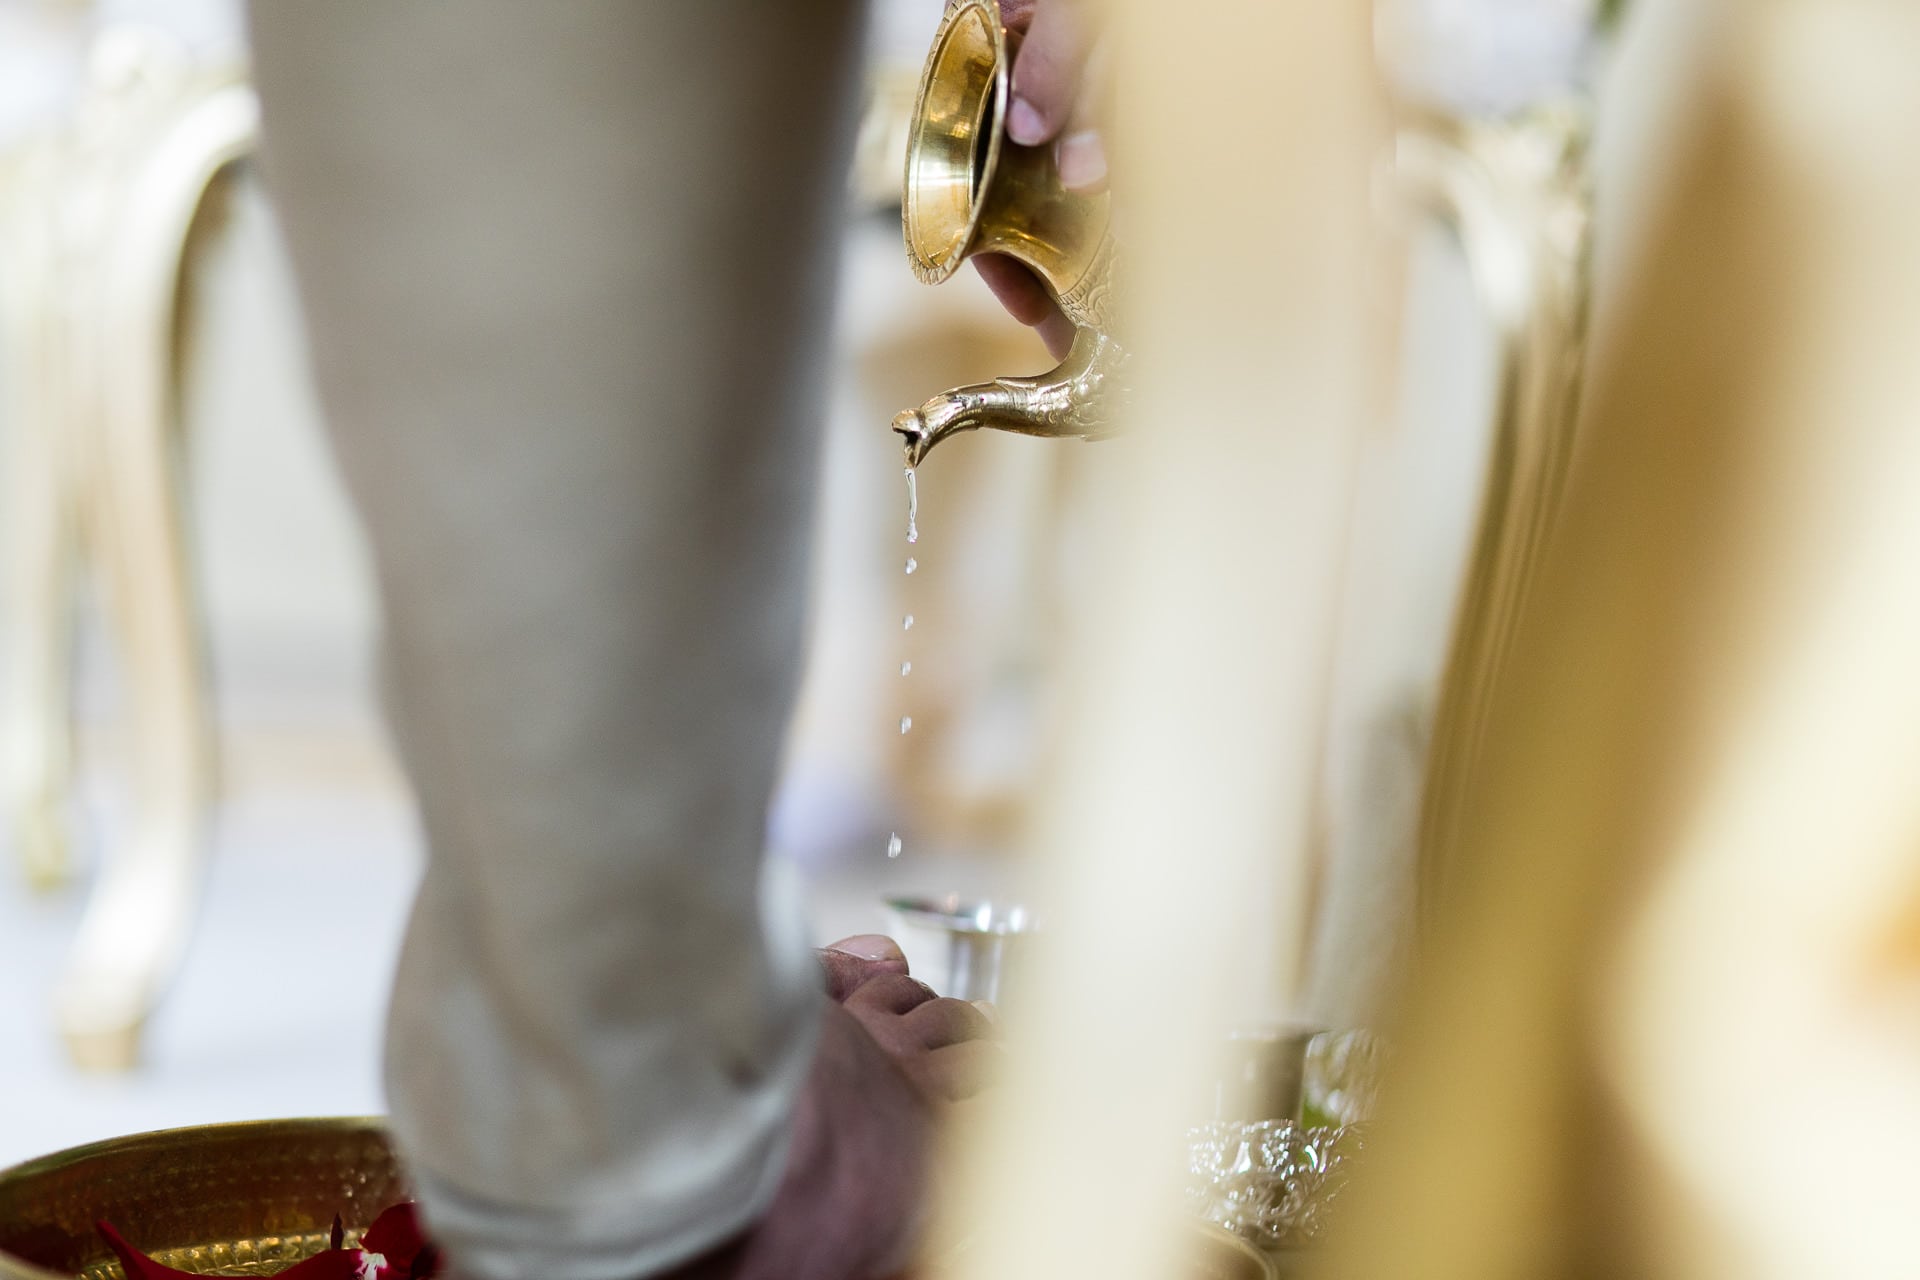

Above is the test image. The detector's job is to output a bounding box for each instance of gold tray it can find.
[0,1118,405,1279]
[0,1118,1276,1279]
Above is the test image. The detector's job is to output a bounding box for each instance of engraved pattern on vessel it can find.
[990,329,1128,442]
[1185,1120,1364,1250]
[1056,228,1118,333]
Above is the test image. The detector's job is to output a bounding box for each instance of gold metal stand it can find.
[1397,106,1595,923]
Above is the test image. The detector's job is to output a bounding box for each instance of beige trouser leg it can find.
[246,5,869,1277]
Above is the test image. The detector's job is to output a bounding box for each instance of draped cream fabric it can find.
[939,3,1387,1276]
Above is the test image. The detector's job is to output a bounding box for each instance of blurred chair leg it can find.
[2,158,82,893]
[51,42,253,1070]
[4,432,81,897]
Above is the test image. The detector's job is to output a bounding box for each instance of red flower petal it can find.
[361,1201,438,1277]
[359,1202,426,1268]
[97,1221,204,1280]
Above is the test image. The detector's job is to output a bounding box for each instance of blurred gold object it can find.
[929,1218,1277,1279]
[891,0,1124,467]
[1396,106,1595,925]
[1182,1224,1279,1280]
[1328,4,1920,1276]
[0,1119,403,1280]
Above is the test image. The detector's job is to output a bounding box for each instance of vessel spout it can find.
[890,327,1125,468]
[891,406,940,469]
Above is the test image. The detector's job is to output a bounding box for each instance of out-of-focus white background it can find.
[0,0,1622,1165]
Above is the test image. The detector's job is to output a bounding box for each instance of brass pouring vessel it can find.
[893,0,1126,467]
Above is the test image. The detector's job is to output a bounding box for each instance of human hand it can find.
[819,935,1001,1101]
[667,947,1001,1278]
[964,0,1108,360]
[660,1001,935,1280]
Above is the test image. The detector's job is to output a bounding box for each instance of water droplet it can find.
[886,832,903,859]
[899,715,913,734]
[902,613,914,632]
[905,557,917,575]
[900,660,912,677]
[904,467,919,545]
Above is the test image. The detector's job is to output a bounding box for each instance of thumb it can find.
[817,935,911,1002]
[1006,0,1089,146]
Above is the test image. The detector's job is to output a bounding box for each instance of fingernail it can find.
[1057,130,1107,191]
[827,934,904,963]
[970,999,1001,1025]
[1007,95,1047,146]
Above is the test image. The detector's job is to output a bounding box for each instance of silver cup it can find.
[885,894,1034,1004]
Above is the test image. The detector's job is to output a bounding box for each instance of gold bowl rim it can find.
[0,1117,387,1188]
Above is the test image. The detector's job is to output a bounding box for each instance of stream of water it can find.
[889,466,919,858]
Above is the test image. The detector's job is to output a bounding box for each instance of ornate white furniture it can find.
[1,28,255,1069]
